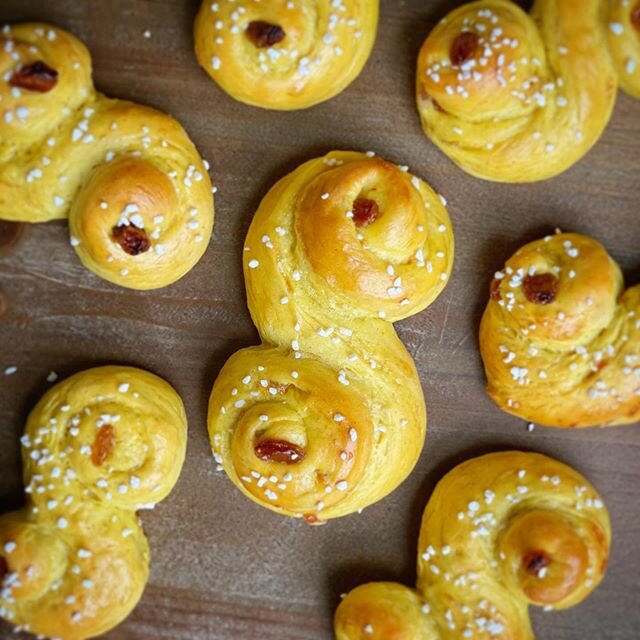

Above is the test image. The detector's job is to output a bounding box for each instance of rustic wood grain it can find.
[1,1,639,638]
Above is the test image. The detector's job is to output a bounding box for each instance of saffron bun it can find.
[0,23,214,289]
[0,366,187,640]
[194,0,379,110]
[207,150,454,522]
[480,232,640,428]
[335,451,611,640]
[416,0,640,182]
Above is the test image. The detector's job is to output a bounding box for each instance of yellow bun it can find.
[0,366,187,639]
[335,583,437,640]
[480,232,640,428]
[416,0,640,182]
[608,0,640,99]
[335,451,611,640]
[208,151,454,522]
[194,0,378,110]
[0,23,214,289]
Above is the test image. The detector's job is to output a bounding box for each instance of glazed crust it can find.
[479,232,640,428]
[334,451,611,640]
[0,23,214,289]
[207,151,454,522]
[194,0,378,110]
[416,0,640,182]
[0,366,188,639]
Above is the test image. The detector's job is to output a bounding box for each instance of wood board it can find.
[0,1,638,638]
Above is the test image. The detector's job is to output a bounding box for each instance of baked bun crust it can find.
[194,1,378,110]
[335,451,611,639]
[0,23,214,289]
[416,0,640,182]
[480,232,640,428]
[208,151,454,522]
[0,366,187,639]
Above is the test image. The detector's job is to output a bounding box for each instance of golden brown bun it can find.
[480,232,640,428]
[0,23,214,289]
[194,1,378,110]
[608,0,640,99]
[334,451,611,640]
[0,366,187,639]
[335,583,437,640]
[416,0,640,182]
[208,151,454,522]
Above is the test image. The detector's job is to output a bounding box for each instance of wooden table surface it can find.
[1,1,639,638]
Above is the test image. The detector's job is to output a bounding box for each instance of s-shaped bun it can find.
[480,232,640,428]
[0,366,187,639]
[335,451,610,639]
[208,151,454,522]
[0,23,214,289]
[416,0,640,182]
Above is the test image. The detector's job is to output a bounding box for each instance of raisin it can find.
[9,61,58,92]
[92,424,116,467]
[245,21,286,48]
[524,551,550,576]
[254,440,305,464]
[490,277,502,301]
[450,32,479,67]
[0,556,8,581]
[522,273,558,305]
[631,3,640,31]
[112,224,150,256]
[352,198,380,228]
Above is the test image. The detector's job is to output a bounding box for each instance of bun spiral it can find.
[0,366,187,639]
[335,451,611,640]
[480,232,640,428]
[194,0,378,110]
[0,23,214,289]
[208,151,454,522]
[416,0,640,182]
